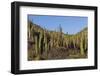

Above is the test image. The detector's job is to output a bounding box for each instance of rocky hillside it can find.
[28,21,88,60]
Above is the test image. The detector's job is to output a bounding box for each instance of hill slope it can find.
[28,21,88,60]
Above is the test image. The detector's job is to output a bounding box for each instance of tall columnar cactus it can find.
[44,32,48,52]
[65,37,68,48]
[35,36,38,56]
[74,36,76,46]
[39,31,43,55]
[57,33,60,47]
[35,32,42,59]
[28,25,30,39]
[84,33,87,52]
[28,21,32,40]
[80,33,84,55]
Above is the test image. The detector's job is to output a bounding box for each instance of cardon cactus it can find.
[80,33,84,55]
[35,36,38,56]
[39,31,43,55]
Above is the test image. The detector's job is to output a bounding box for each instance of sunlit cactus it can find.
[38,32,42,54]
[80,33,84,55]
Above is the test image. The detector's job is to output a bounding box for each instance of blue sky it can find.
[28,15,88,34]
